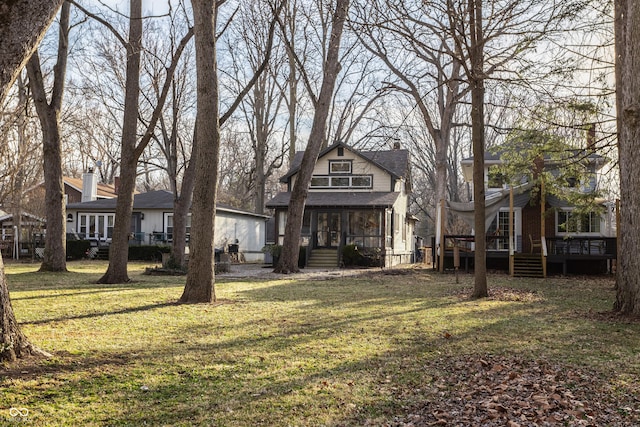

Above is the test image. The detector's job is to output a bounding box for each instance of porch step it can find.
[513,254,544,278]
[95,246,109,260]
[307,248,338,268]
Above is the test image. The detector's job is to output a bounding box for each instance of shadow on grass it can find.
[10,287,147,302]
[4,270,637,425]
[19,301,179,326]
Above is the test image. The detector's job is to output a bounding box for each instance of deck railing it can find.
[438,235,616,257]
[545,237,616,257]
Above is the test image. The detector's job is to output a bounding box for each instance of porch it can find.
[433,235,617,275]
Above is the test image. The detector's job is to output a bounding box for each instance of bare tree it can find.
[274,0,350,273]
[70,0,194,283]
[467,0,488,298]
[180,0,283,302]
[224,0,288,214]
[27,2,71,272]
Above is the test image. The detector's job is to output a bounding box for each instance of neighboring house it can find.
[23,169,119,213]
[66,189,270,262]
[440,147,616,276]
[266,141,416,268]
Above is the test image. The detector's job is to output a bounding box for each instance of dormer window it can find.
[330,160,351,174]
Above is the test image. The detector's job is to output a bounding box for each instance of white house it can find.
[266,141,416,268]
[66,186,269,263]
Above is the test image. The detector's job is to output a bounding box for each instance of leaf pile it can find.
[390,355,639,426]
[451,287,543,302]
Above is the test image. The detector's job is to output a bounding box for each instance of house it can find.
[439,147,616,276]
[266,141,416,268]
[22,169,119,217]
[66,189,270,262]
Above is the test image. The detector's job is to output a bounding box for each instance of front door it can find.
[317,212,341,248]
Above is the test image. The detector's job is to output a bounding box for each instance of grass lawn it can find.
[1,261,639,426]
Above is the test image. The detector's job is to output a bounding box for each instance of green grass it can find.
[1,261,639,426]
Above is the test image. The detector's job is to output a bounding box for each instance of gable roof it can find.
[280,141,410,183]
[66,189,270,219]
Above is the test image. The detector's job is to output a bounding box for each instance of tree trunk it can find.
[0,0,62,363]
[171,127,198,269]
[0,255,51,362]
[614,0,640,314]
[180,0,220,303]
[27,2,70,272]
[274,0,350,273]
[287,15,298,166]
[254,81,267,214]
[0,0,63,105]
[469,0,488,299]
[98,0,142,284]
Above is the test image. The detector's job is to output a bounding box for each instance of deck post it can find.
[509,186,514,276]
[541,179,547,278]
[438,199,446,273]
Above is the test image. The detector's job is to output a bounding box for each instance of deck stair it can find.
[512,254,544,278]
[307,248,338,268]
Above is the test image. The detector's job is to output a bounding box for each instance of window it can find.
[329,160,351,174]
[557,210,601,234]
[78,213,115,240]
[165,214,191,241]
[309,175,372,189]
[487,210,515,250]
[351,176,372,187]
[310,177,330,187]
[332,177,350,187]
[347,211,382,248]
[277,211,287,245]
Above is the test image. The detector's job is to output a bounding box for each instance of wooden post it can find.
[439,199,446,273]
[509,186,514,276]
[541,179,546,278]
[616,198,620,277]
[454,244,460,283]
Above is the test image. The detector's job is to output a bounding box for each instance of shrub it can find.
[342,244,361,266]
[67,240,91,260]
[128,245,171,261]
[341,244,383,267]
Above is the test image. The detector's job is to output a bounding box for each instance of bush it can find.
[128,245,171,261]
[342,244,361,266]
[299,246,306,268]
[341,244,383,267]
[67,240,91,260]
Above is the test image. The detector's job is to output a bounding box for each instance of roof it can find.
[67,189,270,219]
[280,141,410,183]
[266,191,400,208]
[63,177,118,199]
[0,211,46,223]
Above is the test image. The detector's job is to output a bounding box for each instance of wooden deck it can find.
[433,235,616,275]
